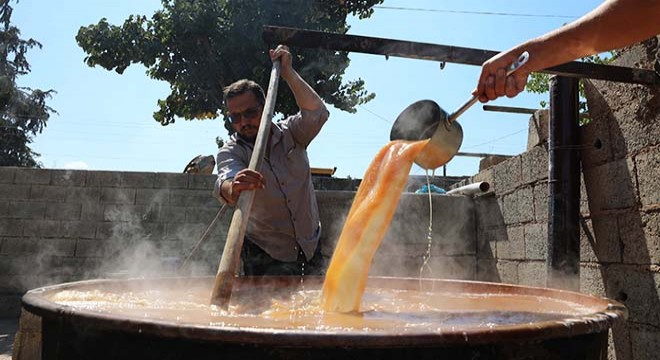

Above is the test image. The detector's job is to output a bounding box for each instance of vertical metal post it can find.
[547,76,580,290]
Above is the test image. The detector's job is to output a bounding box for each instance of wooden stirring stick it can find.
[210,60,281,308]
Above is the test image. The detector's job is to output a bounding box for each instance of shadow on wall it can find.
[581,39,660,359]
[473,195,504,283]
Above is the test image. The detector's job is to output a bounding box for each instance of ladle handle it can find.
[448,51,529,124]
[210,60,281,308]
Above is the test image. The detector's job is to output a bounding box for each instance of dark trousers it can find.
[241,239,326,276]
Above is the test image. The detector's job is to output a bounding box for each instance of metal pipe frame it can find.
[547,76,581,291]
[263,26,660,85]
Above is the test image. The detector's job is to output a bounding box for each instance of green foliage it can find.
[525,52,615,121]
[0,0,55,167]
[76,0,382,129]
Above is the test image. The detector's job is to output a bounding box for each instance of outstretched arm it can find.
[269,45,325,112]
[474,0,660,102]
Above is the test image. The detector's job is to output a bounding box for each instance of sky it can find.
[12,0,603,179]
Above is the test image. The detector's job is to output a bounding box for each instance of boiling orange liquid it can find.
[322,140,429,312]
[47,283,596,332]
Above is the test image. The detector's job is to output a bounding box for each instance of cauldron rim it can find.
[21,276,627,348]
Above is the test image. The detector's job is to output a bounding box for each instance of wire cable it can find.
[374,6,579,19]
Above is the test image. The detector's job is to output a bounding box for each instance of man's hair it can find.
[223,79,265,106]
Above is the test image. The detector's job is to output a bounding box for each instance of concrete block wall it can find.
[460,37,660,360]
[0,167,477,317]
[0,168,228,316]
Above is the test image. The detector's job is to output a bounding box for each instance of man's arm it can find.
[270,45,325,112]
[474,0,660,102]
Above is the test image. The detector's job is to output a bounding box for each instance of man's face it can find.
[227,91,263,142]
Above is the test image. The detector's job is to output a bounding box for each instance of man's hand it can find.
[222,169,265,204]
[473,50,530,103]
[269,45,293,79]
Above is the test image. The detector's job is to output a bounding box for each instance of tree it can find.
[76,0,381,132]
[0,0,55,167]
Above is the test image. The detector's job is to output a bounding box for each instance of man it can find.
[474,0,660,103]
[213,45,329,276]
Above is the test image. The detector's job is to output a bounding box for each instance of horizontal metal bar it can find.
[456,152,514,158]
[483,105,539,114]
[263,26,660,85]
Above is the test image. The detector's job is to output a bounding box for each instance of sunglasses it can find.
[228,106,262,124]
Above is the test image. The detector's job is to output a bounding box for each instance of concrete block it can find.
[385,194,476,257]
[524,223,547,260]
[135,188,170,205]
[65,187,101,203]
[80,202,104,221]
[23,220,62,238]
[96,221,142,241]
[0,238,75,256]
[499,186,534,225]
[495,260,519,285]
[533,182,549,222]
[154,206,187,223]
[605,264,660,328]
[103,204,148,222]
[579,263,606,298]
[476,225,502,259]
[526,110,549,150]
[30,185,67,202]
[521,145,548,184]
[100,188,136,204]
[620,211,660,265]
[51,169,87,186]
[169,189,217,207]
[0,219,23,237]
[61,221,96,239]
[0,167,16,183]
[579,107,613,169]
[188,174,217,190]
[164,223,206,242]
[0,275,44,293]
[584,66,660,161]
[86,171,121,187]
[635,148,660,208]
[607,318,631,359]
[583,158,637,215]
[630,324,660,360]
[580,215,621,263]
[518,261,546,287]
[120,172,155,188]
[45,203,82,220]
[14,168,51,185]
[185,207,222,224]
[0,293,21,317]
[154,172,189,189]
[495,225,525,260]
[426,255,476,280]
[492,156,522,193]
[478,156,509,171]
[0,201,7,218]
[74,239,105,257]
[474,195,505,229]
[370,254,420,278]
[8,201,46,219]
[0,184,30,201]
[579,174,590,217]
[476,259,500,282]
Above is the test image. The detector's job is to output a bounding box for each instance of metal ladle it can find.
[390,52,529,169]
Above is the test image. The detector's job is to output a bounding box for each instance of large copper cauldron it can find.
[18,276,626,360]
